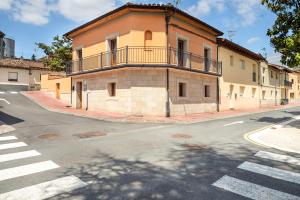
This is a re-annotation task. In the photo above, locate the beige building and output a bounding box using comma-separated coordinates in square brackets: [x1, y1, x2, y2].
[65, 3, 223, 116]
[0, 58, 54, 91]
[217, 38, 264, 110]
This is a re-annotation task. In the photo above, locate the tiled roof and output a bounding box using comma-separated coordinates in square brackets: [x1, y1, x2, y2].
[217, 38, 265, 61]
[64, 3, 223, 37]
[0, 58, 50, 70]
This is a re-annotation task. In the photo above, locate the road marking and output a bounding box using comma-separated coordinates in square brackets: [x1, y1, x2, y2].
[224, 121, 244, 127]
[0, 91, 5, 94]
[0, 136, 17, 141]
[255, 151, 300, 166]
[0, 98, 10, 104]
[0, 175, 87, 200]
[0, 150, 41, 163]
[212, 175, 300, 200]
[9, 91, 18, 94]
[0, 160, 59, 182]
[0, 142, 27, 150]
[238, 161, 300, 185]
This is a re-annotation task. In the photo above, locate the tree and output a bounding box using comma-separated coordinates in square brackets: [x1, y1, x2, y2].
[36, 35, 72, 71]
[31, 54, 36, 61]
[261, 0, 300, 67]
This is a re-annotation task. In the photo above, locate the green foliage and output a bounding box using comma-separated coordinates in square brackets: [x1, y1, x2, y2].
[261, 0, 300, 67]
[36, 35, 72, 71]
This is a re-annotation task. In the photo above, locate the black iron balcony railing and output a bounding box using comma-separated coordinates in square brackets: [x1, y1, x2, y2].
[284, 80, 293, 87]
[66, 46, 222, 75]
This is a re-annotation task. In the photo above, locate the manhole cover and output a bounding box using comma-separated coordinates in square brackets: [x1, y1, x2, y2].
[172, 133, 192, 139]
[74, 131, 107, 138]
[38, 133, 59, 140]
[181, 143, 207, 150]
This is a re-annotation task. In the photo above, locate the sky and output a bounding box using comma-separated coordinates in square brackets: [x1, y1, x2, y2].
[0, 0, 282, 64]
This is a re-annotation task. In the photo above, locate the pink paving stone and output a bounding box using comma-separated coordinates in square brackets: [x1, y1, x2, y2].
[22, 91, 300, 123]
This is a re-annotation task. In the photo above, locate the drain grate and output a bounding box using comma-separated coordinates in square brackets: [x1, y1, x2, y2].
[74, 131, 107, 138]
[172, 133, 192, 139]
[38, 133, 59, 140]
[181, 143, 207, 150]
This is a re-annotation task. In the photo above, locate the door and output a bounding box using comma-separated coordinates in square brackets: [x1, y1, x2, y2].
[204, 48, 211, 71]
[229, 85, 235, 109]
[56, 83, 60, 99]
[178, 39, 184, 67]
[109, 39, 117, 65]
[76, 82, 82, 109]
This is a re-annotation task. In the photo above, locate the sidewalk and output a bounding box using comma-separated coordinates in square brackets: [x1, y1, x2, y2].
[22, 91, 300, 124]
[247, 117, 300, 154]
[0, 121, 15, 134]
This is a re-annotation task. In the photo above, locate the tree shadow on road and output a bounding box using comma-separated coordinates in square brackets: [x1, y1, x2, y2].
[51, 143, 258, 200]
[0, 111, 24, 125]
[250, 116, 292, 124]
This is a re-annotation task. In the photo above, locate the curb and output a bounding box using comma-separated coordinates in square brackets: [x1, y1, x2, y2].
[244, 117, 300, 154]
[21, 92, 300, 125]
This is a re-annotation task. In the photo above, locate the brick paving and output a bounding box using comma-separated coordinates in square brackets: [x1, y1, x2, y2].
[22, 91, 300, 124]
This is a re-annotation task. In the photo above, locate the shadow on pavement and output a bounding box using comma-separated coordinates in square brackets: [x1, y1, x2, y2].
[0, 111, 24, 125]
[282, 111, 300, 116]
[250, 116, 292, 124]
[52, 144, 257, 200]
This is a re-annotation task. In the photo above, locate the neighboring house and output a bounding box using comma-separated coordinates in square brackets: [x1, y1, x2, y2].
[41, 74, 71, 104]
[65, 3, 223, 116]
[217, 38, 264, 111]
[0, 58, 56, 91]
[259, 62, 283, 106]
[287, 70, 300, 103]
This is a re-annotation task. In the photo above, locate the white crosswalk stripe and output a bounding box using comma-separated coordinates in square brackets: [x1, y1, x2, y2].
[212, 151, 300, 199]
[0, 142, 27, 150]
[213, 175, 300, 200]
[238, 161, 300, 185]
[0, 161, 59, 182]
[255, 151, 300, 166]
[0, 175, 87, 200]
[0, 150, 41, 163]
[0, 136, 17, 141]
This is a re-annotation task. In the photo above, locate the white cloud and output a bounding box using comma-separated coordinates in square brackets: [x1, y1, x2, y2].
[247, 36, 260, 44]
[188, 0, 261, 27]
[57, 0, 117, 23]
[12, 0, 53, 25]
[234, 0, 260, 26]
[0, 0, 13, 10]
[187, 0, 225, 16]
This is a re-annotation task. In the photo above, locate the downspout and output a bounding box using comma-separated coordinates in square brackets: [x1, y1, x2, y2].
[258, 61, 262, 108]
[165, 10, 171, 117]
[216, 44, 220, 112]
[70, 76, 72, 106]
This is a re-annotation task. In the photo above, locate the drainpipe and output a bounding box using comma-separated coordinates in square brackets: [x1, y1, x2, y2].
[70, 76, 72, 106]
[216, 44, 220, 112]
[165, 9, 171, 117]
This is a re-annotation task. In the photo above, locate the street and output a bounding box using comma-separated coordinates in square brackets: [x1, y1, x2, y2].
[0, 92, 299, 200]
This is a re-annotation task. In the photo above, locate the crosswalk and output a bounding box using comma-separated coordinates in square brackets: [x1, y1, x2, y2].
[0, 91, 19, 95]
[212, 150, 300, 200]
[0, 135, 87, 200]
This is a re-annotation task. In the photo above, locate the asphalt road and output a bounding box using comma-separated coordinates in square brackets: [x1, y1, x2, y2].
[0, 92, 299, 200]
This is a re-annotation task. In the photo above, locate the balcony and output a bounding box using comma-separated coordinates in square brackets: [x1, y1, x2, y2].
[66, 46, 222, 76]
[284, 80, 293, 87]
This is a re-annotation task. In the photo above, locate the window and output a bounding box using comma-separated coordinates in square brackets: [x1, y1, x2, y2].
[276, 73, 278, 80]
[292, 79, 294, 84]
[8, 72, 18, 82]
[240, 60, 245, 70]
[144, 30, 152, 46]
[263, 77, 265, 84]
[262, 90, 266, 100]
[178, 82, 186, 97]
[239, 86, 245, 97]
[230, 55, 234, 66]
[204, 47, 212, 71]
[252, 88, 256, 98]
[204, 85, 210, 97]
[108, 82, 116, 97]
[263, 68, 265, 74]
[252, 65, 256, 82]
[271, 71, 273, 78]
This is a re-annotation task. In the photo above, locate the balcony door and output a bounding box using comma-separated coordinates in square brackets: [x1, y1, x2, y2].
[77, 49, 83, 71]
[178, 39, 185, 67]
[109, 39, 117, 65]
[204, 48, 211, 71]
